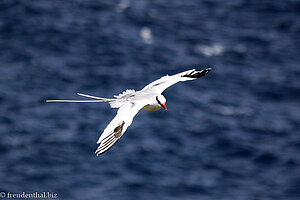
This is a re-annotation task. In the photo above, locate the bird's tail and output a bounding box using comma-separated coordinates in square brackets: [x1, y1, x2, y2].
[46, 93, 115, 103]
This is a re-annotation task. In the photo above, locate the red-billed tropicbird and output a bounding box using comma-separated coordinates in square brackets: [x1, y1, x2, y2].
[47, 68, 211, 155]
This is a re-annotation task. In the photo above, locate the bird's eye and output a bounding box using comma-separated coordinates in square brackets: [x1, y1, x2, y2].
[156, 96, 161, 104]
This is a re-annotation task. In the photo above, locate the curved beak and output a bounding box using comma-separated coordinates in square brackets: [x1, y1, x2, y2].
[160, 103, 167, 110]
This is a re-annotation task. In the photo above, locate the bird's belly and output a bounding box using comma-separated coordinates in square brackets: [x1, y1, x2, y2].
[142, 104, 162, 111]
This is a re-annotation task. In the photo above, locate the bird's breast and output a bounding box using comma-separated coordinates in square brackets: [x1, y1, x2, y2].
[142, 104, 162, 111]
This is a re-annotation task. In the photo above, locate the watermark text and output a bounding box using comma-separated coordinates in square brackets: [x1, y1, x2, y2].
[0, 191, 58, 199]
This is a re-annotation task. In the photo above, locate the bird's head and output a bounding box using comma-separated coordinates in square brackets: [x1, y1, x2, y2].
[156, 95, 167, 110]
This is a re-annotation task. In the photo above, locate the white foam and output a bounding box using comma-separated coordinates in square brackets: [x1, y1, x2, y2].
[116, 0, 129, 13]
[140, 27, 153, 44]
[195, 44, 225, 56]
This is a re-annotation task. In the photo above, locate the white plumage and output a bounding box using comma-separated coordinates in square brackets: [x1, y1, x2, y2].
[46, 68, 211, 155]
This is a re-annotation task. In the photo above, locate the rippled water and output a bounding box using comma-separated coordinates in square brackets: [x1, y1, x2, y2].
[1, 0, 300, 199]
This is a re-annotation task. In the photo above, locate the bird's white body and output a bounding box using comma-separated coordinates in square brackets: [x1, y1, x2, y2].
[46, 68, 211, 155]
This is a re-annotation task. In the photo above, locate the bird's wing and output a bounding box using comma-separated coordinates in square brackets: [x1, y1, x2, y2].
[95, 100, 148, 156]
[141, 68, 211, 94]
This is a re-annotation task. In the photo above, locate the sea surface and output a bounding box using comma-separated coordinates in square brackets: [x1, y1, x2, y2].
[1, 0, 300, 199]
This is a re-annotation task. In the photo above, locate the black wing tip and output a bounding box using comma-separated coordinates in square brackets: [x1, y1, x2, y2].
[201, 67, 212, 75]
[182, 68, 212, 79]
[205, 67, 212, 72]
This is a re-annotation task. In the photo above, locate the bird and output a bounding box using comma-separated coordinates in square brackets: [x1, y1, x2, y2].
[47, 68, 211, 155]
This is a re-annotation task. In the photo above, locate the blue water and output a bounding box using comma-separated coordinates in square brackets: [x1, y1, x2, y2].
[1, 0, 300, 199]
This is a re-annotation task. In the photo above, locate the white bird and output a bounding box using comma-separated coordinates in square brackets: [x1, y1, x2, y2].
[47, 68, 211, 155]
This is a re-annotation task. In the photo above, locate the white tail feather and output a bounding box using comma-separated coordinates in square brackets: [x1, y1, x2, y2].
[46, 92, 117, 103]
[46, 100, 107, 103]
[77, 93, 114, 101]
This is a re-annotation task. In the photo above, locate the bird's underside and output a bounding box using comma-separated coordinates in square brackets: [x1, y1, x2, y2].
[46, 68, 212, 156]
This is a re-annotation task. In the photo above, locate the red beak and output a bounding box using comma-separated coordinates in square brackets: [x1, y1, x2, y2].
[161, 103, 167, 110]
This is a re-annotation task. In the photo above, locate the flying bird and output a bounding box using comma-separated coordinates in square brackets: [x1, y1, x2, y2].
[47, 68, 211, 155]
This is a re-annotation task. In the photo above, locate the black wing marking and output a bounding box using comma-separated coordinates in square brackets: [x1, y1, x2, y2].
[181, 68, 211, 79]
[153, 81, 166, 87]
[114, 121, 125, 139]
[95, 121, 125, 155]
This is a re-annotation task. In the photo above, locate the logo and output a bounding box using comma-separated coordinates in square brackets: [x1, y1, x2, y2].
[0, 192, 6, 198]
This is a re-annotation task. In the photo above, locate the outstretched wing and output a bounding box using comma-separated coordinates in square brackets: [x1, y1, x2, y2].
[141, 68, 211, 94]
[95, 100, 147, 156]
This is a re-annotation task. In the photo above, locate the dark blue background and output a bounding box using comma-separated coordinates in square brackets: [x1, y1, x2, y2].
[1, 0, 300, 199]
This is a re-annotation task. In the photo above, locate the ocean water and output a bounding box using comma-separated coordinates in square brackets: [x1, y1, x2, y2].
[1, 0, 300, 199]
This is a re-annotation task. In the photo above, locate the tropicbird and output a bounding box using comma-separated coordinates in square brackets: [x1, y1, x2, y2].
[47, 68, 211, 155]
